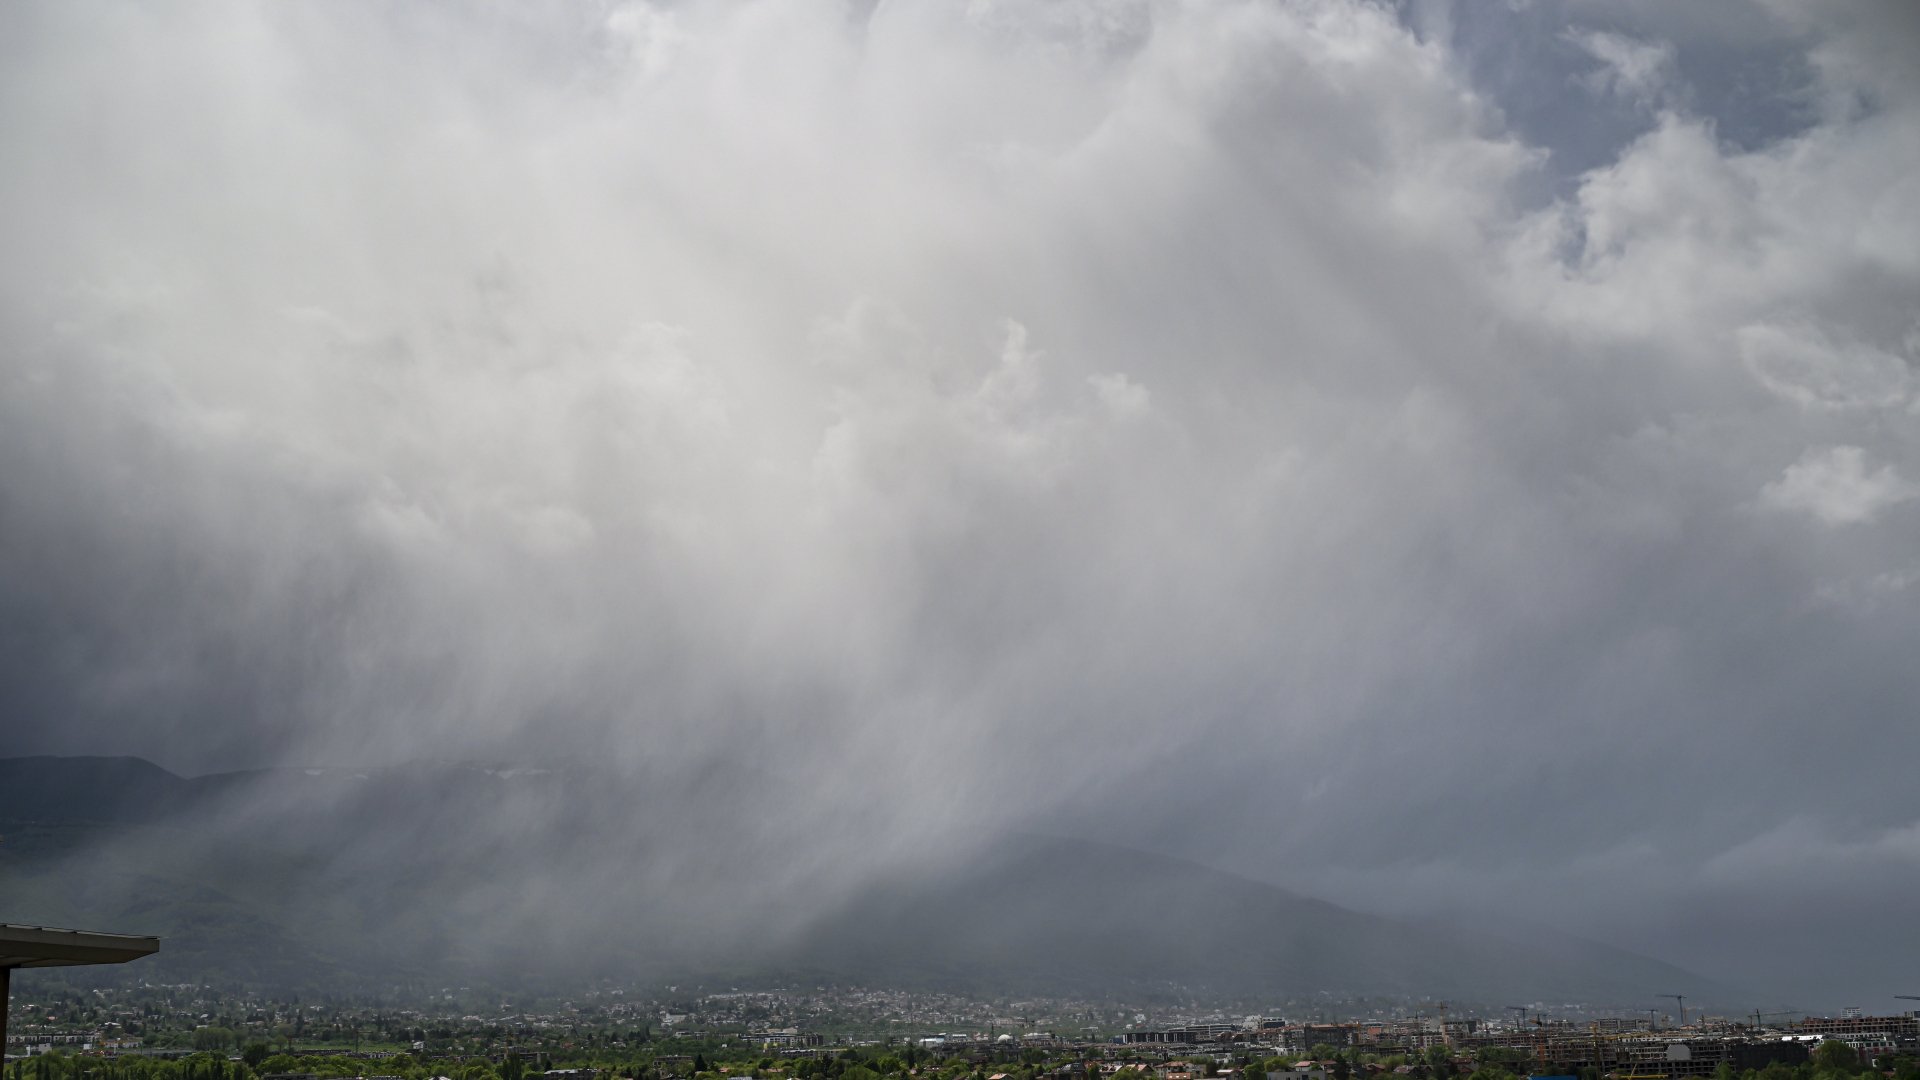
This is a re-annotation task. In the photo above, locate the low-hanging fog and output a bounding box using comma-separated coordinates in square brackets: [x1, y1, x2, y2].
[2, 0, 1917, 1005]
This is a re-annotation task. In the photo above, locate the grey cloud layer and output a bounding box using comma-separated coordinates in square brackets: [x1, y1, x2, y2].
[2, 0, 1915, 1001]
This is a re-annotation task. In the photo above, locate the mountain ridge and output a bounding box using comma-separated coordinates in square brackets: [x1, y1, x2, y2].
[0, 754, 1735, 1008]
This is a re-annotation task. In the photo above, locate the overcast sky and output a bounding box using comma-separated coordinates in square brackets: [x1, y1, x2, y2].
[3, 0, 1917, 1005]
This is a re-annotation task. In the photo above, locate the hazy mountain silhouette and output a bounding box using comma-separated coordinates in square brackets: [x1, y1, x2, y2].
[777, 832, 1728, 1005]
[0, 755, 1730, 1007]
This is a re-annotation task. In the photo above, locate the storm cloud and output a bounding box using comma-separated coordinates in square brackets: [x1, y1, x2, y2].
[2, 0, 1916, 1004]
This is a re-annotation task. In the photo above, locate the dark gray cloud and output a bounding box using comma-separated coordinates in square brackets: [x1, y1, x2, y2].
[2, 0, 1916, 1006]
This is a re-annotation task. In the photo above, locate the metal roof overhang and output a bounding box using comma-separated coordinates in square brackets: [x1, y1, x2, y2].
[0, 924, 159, 969]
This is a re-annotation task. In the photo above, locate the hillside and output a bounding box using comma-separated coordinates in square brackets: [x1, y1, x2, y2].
[0, 755, 1732, 1006]
[779, 833, 1723, 1005]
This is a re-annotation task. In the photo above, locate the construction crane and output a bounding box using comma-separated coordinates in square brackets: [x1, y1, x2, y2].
[1659, 995, 1688, 1028]
[1507, 1006, 1530, 1028]
[1750, 1010, 1795, 1030]
[1417, 1002, 1454, 1047]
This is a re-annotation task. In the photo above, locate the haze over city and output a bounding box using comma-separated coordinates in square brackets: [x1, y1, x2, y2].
[2, 1, 1917, 1009]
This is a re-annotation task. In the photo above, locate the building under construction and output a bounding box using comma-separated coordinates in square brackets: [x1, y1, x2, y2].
[1783, 1013, 1919, 1062]
[1444, 1028, 1812, 1079]
[1791, 1014, 1918, 1040]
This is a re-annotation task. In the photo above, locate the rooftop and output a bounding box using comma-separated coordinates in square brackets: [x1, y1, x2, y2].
[0, 924, 161, 969]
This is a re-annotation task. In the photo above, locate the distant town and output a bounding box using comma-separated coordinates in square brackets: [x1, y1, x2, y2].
[5, 983, 1916, 1080]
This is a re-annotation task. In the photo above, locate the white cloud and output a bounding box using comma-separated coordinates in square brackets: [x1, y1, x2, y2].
[1739, 322, 1913, 411]
[1089, 372, 1151, 420]
[1569, 28, 1679, 107]
[1761, 445, 1917, 526]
